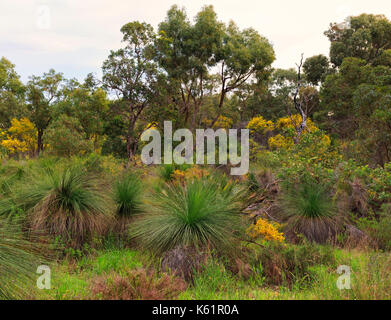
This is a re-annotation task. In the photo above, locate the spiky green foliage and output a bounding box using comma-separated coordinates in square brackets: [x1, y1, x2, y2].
[0, 164, 28, 196]
[247, 172, 260, 192]
[0, 218, 42, 300]
[2, 166, 112, 247]
[130, 176, 247, 255]
[280, 181, 339, 244]
[159, 164, 176, 182]
[113, 174, 142, 217]
[0, 164, 30, 219]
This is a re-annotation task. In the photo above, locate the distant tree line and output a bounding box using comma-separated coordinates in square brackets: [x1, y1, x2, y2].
[1, 7, 391, 167]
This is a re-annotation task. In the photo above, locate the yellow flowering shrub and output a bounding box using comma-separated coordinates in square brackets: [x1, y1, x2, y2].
[185, 167, 209, 180]
[0, 118, 37, 156]
[291, 130, 341, 168]
[147, 122, 158, 130]
[173, 166, 209, 184]
[173, 169, 186, 181]
[268, 134, 294, 150]
[275, 115, 317, 133]
[268, 115, 334, 157]
[246, 116, 274, 133]
[213, 116, 233, 129]
[131, 154, 148, 168]
[203, 116, 233, 129]
[247, 218, 285, 243]
[249, 138, 262, 159]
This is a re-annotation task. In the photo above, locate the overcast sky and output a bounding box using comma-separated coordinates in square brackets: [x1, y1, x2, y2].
[1, 0, 390, 82]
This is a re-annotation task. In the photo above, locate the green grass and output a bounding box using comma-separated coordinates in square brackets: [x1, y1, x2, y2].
[29, 244, 391, 300]
[179, 258, 265, 300]
[37, 249, 144, 300]
[179, 248, 391, 300]
[51, 269, 90, 300]
[80, 250, 143, 275]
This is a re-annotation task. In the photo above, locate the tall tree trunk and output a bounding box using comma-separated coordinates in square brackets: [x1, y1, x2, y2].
[37, 129, 43, 156]
[210, 89, 226, 127]
[126, 118, 138, 163]
[126, 135, 134, 162]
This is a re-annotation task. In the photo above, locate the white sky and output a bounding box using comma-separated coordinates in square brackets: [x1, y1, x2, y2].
[1, 0, 390, 82]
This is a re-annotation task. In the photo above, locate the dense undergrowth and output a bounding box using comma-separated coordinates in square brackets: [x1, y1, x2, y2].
[0, 154, 391, 300]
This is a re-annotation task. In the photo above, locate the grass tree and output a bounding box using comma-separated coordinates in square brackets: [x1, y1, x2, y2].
[3, 166, 112, 248]
[114, 174, 143, 217]
[130, 175, 247, 255]
[112, 173, 143, 235]
[0, 218, 43, 299]
[280, 181, 340, 244]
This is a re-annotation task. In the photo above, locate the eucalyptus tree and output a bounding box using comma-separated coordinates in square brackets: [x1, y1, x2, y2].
[303, 54, 331, 86]
[325, 14, 391, 67]
[26, 69, 64, 155]
[102, 21, 159, 161]
[212, 21, 275, 125]
[155, 5, 275, 129]
[54, 74, 109, 149]
[155, 5, 224, 130]
[321, 57, 391, 166]
[0, 57, 26, 128]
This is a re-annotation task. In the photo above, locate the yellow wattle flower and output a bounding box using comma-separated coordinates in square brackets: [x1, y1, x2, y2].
[247, 218, 285, 243]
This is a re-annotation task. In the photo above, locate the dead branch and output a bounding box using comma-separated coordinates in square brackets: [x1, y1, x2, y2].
[292, 53, 307, 143]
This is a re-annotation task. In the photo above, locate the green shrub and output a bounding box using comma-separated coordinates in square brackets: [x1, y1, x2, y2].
[356, 204, 391, 250]
[43, 115, 93, 157]
[130, 175, 247, 255]
[250, 242, 336, 287]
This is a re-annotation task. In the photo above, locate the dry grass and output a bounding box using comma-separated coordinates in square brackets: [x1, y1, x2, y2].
[90, 268, 187, 300]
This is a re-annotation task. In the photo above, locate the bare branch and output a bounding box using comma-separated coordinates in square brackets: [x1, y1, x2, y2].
[292, 53, 308, 143]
